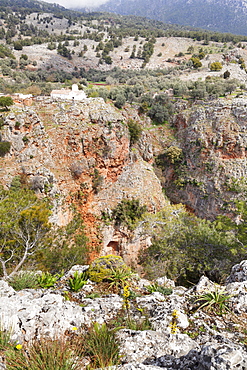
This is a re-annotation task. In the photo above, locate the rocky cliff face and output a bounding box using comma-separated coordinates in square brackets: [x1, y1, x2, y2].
[2, 94, 247, 258]
[0, 97, 168, 263]
[159, 95, 247, 219]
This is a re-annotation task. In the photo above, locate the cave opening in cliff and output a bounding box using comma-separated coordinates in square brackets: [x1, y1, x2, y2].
[107, 241, 120, 254]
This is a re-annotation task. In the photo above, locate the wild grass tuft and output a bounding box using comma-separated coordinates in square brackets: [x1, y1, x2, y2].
[6, 337, 83, 370]
[147, 283, 173, 295]
[0, 323, 13, 352]
[106, 267, 135, 293]
[8, 271, 39, 291]
[84, 322, 120, 369]
[37, 272, 60, 289]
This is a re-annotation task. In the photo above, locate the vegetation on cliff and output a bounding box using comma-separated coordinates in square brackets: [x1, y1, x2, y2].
[139, 204, 247, 284]
[0, 186, 51, 279]
[0, 185, 89, 279]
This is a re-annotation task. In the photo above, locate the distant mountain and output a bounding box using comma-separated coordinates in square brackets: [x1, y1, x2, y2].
[0, 0, 83, 19]
[82, 0, 247, 36]
[0, 0, 65, 13]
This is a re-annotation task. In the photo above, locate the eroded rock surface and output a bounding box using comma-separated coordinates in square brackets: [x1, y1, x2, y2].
[161, 95, 247, 219]
[0, 98, 168, 261]
[1, 262, 247, 369]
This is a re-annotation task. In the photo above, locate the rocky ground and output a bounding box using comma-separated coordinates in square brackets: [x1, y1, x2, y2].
[13, 35, 247, 82]
[6, 11, 247, 82]
[1, 260, 247, 369]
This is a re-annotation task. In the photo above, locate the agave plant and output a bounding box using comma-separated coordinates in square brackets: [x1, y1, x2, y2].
[68, 271, 88, 292]
[194, 286, 231, 315]
[106, 267, 134, 292]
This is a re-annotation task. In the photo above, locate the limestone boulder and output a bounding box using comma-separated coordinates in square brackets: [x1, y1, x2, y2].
[117, 329, 198, 364]
[136, 292, 189, 332]
[226, 260, 247, 283]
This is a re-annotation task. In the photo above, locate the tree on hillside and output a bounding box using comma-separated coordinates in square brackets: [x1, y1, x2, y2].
[216, 200, 247, 251]
[114, 93, 125, 108]
[13, 41, 23, 50]
[0, 187, 51, 279]
[210, 62, 223, 71]
[0, 96, 13, 111]
[37, 210, 89, 274]
[190, 57, 202, 69]
[223, 70, 230, 79]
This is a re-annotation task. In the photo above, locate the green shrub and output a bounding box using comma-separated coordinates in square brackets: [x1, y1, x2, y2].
[13, 41, 23, 50]
[0, 118, 4, 129]
[8, 271, 39, 291]
[22, 136, 29, 144]
[165, 146, 183, 164]
[37, 272, 60, 289]
[114, 93, 126, 108]
[190, 57, 202, 68]
[92, 168, 103, 193]
[139, 204, 239, 285]
[0, 141, 11, 157]
[223, 70, 230, 79]
[148, 103, 170, 124]
[127, 119, 142, 145]
[68, 271, 88, 292]
[10, 176, 21, 190]
[210, 62, 223, 71]
[84, 322, 120, 368]
[0, 96, 13, 110]
[198, 51, 206, 59]
[88, 255, 127, 283]
[35, 213, 89, 274]
[111, 198, 147, 230]
[146, 283, 173, 295]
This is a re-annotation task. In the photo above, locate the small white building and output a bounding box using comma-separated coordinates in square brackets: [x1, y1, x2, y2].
[16, 93, 33, 99]
[51, 84, 86, 101]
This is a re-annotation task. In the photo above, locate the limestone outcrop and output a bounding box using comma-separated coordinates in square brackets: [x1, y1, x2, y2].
[1, 261, 247, 369]
[160, 95, 247, 219]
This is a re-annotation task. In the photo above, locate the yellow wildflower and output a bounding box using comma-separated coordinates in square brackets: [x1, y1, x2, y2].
[15, 344, 22, 350]
[172, 310, 179, 319]
[123, 284, 131, 309]
[123, 284, 130, 298]
[169, 310, 179, 334]
[71, 326, 78, 331]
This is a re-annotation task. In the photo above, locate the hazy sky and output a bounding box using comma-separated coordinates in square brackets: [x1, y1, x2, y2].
[43, 0, 109, 8]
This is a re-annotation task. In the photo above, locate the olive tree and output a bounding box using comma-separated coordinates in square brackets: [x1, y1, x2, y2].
[0, 187, 51, 279]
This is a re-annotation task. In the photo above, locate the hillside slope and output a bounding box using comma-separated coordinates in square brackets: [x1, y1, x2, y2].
[93, 0, 247, 35]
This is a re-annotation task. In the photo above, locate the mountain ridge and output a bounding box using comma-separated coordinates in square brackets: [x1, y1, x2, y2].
[81, 0, 247, 35]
